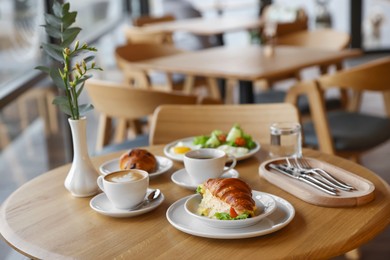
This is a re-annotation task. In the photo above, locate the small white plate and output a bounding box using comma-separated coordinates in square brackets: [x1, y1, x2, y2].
[90, 188, 165, 218]
[166, 193, 295, 239]
[99, 156, 173, 178]
[164, 137, 260, 162]
[184, 191, 277, 229]
[171, 168, 239, 190]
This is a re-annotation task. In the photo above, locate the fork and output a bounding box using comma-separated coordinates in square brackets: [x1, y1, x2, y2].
[291, 157, 355, 191]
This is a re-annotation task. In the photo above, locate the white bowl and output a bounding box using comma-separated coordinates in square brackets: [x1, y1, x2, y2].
[184, 190, 277, 229]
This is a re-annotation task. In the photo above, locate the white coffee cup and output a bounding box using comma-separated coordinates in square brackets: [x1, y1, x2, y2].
[183, 148, 237, 185]
[97, 169, 149, 209]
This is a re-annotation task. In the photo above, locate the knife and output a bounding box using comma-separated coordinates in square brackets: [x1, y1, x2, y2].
[269, 163, 338, 196]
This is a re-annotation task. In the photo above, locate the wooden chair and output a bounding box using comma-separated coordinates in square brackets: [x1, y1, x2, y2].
[149, 103, 300, 146]
[275, 29, 350, 51]
[115, 43, 221, 99]
[260, 6, 308, 39]
[85, 79, 219, 152]
[124, 26, 174, 45]
[255, 29, 352, 114]
[285, 56, 390, 162]
[130, 14, 176, 45]
[133, 14, 175, 27]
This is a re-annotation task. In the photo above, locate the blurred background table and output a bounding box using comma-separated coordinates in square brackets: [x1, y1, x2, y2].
[130, 46, 361, 103]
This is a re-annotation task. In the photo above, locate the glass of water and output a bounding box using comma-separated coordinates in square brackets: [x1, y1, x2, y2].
[269, 122, 302, 158]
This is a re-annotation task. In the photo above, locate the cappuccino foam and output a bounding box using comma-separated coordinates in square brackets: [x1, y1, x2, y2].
[106, 171, 144, 183]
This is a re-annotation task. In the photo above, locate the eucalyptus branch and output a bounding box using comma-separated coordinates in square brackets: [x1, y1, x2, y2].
[35, 0, 102, 120]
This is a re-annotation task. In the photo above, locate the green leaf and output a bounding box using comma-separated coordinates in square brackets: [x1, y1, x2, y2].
[52, 1, 63, 17]
[78, 104, 94, 115]
[76, 82, 85, 98]
[43, 24, 63, 39]
[52, 96, 69, 105]
[49, 69, 66, 89]
[44, 13, 62, 28]
[58, 103, 73, 116]
[41, 43, 63, 61]
[78, 74, 92, 84]
[52, 96, 72, 116]
[63, 12, 77, 29]
[62, 3, 70, 15]
[83, 55, 95, 63]
[61, 27, 81, 47]
[35, 66, 50, 74]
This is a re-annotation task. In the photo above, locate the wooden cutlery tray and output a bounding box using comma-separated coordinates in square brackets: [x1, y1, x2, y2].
[259, 157, 375, 207]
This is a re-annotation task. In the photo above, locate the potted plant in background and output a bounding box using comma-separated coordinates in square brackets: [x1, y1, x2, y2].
[36, 1, 102, 197]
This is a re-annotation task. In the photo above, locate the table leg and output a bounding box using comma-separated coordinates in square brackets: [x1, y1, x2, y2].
[216, 34, 224, 46]
[239, 80, 254, 104]
[217, 78, 226, 100]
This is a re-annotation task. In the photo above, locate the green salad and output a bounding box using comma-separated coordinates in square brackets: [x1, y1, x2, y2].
[193, 124, 256, 150]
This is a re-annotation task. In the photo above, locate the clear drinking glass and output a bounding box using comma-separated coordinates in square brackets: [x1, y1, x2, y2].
[269, 122, 302, 158]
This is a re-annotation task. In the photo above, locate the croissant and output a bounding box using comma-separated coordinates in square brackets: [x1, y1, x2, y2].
[197, 178, 256, 219]
[119, 148, 157, 173]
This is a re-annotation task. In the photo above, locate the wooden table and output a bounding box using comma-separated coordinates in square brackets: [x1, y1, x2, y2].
[1, 145, 389, 259]
[131, 45, 362, 103]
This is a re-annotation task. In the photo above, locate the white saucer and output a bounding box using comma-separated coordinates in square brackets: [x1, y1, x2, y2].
[171, 168, 240, 190]
[90, 188, 165, 218]
[99, 156, 173, 178]
[166, 193, 295, 239]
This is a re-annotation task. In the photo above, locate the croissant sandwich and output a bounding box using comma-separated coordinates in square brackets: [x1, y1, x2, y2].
[196, 178, 257, 220]
[119, 148, 158, 173]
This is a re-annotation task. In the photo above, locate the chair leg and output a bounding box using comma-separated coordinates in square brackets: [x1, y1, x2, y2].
[345, 248, 361, 260]
[183, 75, 195, 94]
[96, 115, 112, 152]
[206, 77, 221, 100]
[0, 115, 11, 149]
[114, 118, 128, 144]
[224, 79, 236, 104]
[383, 91, 390, 117]
[45, 89, 59, 134]
[348, 91, 362, 112]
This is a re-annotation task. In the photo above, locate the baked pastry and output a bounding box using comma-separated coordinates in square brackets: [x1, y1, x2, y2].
[119, 149, 158, 173]
[197, 178, 257, 219]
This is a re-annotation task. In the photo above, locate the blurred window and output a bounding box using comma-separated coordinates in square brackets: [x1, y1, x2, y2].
[0, 0, 45, 91]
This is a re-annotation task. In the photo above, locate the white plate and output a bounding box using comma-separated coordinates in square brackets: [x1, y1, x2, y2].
[90, 188, 165, 218]
[184, 191, 277, 229]
[166, 193, 295, 239]
[99, 156, 173, 178]
[164, 137, 260, 162]
[171, 168, 239, 190]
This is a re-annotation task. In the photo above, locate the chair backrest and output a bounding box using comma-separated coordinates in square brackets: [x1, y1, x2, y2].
[86, 79, 200, 120]
[149, 103, 300, 145]
[85, 79, 204, 151]
[124, 27, 173, 45]
[261, 6, 308, 38]
[115, 43, 183, 64]
[285, 57, 390, 155]
[133, 14, 175, 27]
[275, 29, 350, 50]
[115, 43, 185, 88]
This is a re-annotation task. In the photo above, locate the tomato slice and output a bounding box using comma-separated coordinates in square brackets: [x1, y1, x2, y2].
[217, 134, 227, 143]
[230, 207, 238, 218]
[234, 137, 246, 147]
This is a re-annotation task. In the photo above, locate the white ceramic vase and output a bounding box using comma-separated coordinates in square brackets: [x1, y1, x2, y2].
[64, 116, 99, 197]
